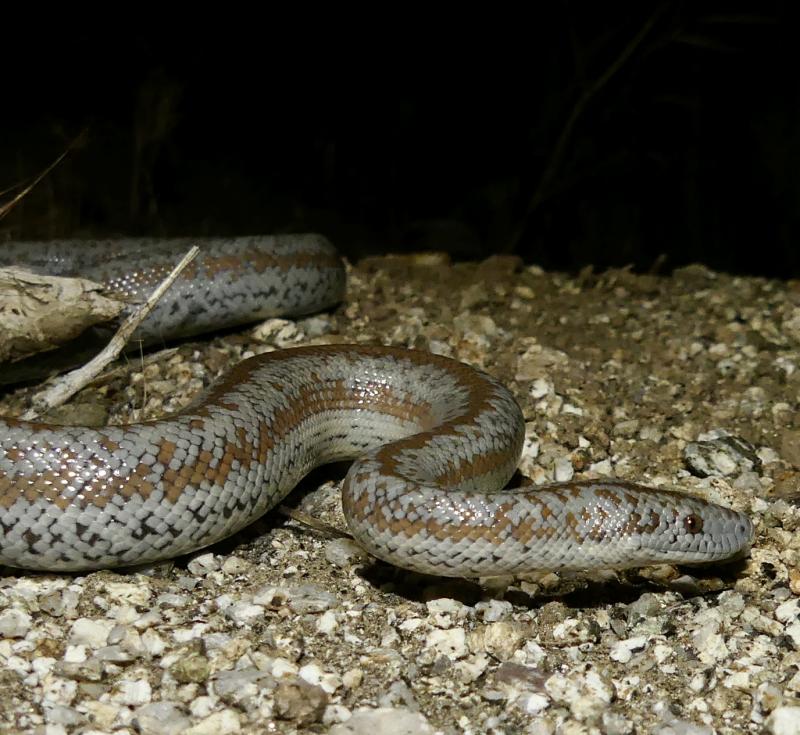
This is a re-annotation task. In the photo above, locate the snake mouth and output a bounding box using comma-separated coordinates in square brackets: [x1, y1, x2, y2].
[675, 547, 752, 570]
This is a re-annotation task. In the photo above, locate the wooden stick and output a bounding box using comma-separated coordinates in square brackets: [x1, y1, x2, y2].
[23, 246, 199, 419]
[0, 130, 87, 221]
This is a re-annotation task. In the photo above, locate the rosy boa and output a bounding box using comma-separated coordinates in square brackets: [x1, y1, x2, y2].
[0, 236, 754, 574]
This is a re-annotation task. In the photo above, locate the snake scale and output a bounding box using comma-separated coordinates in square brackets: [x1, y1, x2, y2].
[0, 235, 754, 574]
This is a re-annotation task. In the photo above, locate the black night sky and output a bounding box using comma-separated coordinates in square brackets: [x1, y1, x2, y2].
[2, 4, 798, 278]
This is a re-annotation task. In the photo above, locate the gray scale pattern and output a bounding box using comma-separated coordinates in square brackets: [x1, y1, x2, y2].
[0, 234, 345, 344]
[0, 237, 755, 575]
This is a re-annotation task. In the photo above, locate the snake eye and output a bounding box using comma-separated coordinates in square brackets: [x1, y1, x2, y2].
[683, 513, 704, 535]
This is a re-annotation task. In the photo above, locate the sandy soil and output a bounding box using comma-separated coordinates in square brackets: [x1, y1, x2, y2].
[0, 253, 796, 734]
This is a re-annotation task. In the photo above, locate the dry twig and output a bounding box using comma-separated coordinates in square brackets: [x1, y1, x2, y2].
[23, 246, 199, 419]
[0, 130, 87, 222]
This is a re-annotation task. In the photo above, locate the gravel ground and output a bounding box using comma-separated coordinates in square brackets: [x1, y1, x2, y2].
[0, 253, 798, 734]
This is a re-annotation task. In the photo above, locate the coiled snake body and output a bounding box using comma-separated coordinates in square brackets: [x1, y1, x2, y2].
[0, 236, 754, 574]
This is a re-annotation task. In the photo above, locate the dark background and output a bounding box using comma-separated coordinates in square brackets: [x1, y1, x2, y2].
[2, 3, 797, 278]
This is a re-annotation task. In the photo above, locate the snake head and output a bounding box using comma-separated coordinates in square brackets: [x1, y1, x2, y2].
[653, 494, 755, 567]
[589, 482, 756, 569]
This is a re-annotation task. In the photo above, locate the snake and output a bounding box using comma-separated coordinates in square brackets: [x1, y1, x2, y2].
[0, 235, 754, 574]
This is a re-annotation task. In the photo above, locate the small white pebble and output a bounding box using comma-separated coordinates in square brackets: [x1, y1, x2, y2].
[188, 696, 217, 718]
[41, 675, 77, 707]
[398, 618, 424, 632]
[82, 700, 125, 730]
[316, 610, 338, 635]
[224, 603, 264, 626]
[425, 628, 468, 660]
[692, 624, 729, 664]
[328, 707, 433, 735]
[425, 598, 469, 617]
[69, 618, 115, 648]
[589, 459, 613, 474]
[522, 692, 550, 714]
[141, 629, 166, 656]
[104, 582, 151, 607]
[299, 663, 325, 686]
[32, 657, 56, 677]
[758, 447, 781, 464]
[553, 457, 574, 482]
[343, 669, 363, 689]
[272, 658, 299, 679]
[63, 645, 87, 663]
[776, 599, 800, 624]
[324, 538, 370, 568]
[323, 704, 352, 725]
[0, 608, 31, 638]
[113, 679, 152, 706]
[529, 378, 553, 399]
[476, 599, 513, 622]
[299, 664, 341, 694]
[609, 636, 648, 663]
[134, 701, 190, 735]
[767, 706, 800, 735]
[454, 653, 490, 683]
[220, 557, 251, 575]
[186, 553, 220, 575]
[183, 709, 241, 735]
[584, 670, 614, 703]
[471, 622, 526, 660]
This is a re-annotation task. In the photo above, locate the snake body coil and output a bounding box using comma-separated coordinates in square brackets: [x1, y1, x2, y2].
[0, 236, 754, 574]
